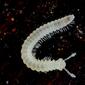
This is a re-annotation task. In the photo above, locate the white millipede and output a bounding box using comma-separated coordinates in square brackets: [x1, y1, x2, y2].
[21, 14, 76, 78]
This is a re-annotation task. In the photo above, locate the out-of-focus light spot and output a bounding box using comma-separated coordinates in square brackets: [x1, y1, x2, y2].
[19, 10, 23, 14]
[60, 36, 63, 39]
[12, 8, 15, 11]
[11, 17, 15, 21]
[6, 15, 15, 23]
[52, 45, 54, 48]
[32, 11, 35, 15]
[6, 80, 9, 85]
[9, 56, 12, 58]
[4, 32, 7, 35]
[79, 66, 82, 69]
[4, 43, 9, 48]
[76, 25, 79, 28]
[77, 9, 80, 12]
[0, 38, 2, 40]
[47, 81, 52, 85]
[6, 8, 9, 12]
[2, 11, 5, 14]
[79, 36, 83, 39]
[4, 3, 8, 7]
[7, 12, 10, 16]
[58, 48, 61, 51]
[57, 47, 64, 51]
[12, 28, 16, 32]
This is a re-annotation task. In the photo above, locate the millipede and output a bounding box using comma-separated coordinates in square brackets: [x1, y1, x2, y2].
[21, 14, 77, 78]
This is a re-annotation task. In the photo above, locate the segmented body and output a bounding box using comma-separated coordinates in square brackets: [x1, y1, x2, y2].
[21, 15, 75, 73]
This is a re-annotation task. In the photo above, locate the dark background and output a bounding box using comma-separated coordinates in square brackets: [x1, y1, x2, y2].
[0, 0, 85, 85]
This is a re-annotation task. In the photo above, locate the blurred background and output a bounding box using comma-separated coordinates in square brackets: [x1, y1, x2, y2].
[0, 0, 85, 85]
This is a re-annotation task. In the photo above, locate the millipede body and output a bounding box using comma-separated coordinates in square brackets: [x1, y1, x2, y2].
[21, 14, 76, 78]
